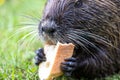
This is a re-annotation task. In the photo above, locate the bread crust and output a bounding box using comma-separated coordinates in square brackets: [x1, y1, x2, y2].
[39, 42, 75, 80]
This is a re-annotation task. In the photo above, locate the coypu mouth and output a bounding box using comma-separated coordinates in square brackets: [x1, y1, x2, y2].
[38, 20, 68, 45]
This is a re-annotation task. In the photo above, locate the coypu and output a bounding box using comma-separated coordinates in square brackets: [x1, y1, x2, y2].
[35, 0, 120, 79]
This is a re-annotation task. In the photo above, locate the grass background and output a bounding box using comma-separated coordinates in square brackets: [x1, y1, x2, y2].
[0, 0, 120, 80]
[0, 0, 45, 79]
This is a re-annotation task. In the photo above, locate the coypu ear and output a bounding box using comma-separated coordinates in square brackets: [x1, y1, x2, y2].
[74, 0, 83, 8]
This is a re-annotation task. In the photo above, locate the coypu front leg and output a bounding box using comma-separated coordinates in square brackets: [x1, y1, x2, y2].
[34, 48, 46, 65]
[61, 51, 115, 79]
[61, 57, 78, 76]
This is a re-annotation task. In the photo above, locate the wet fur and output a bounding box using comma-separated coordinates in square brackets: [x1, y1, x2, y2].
[38, 0, 120, 79]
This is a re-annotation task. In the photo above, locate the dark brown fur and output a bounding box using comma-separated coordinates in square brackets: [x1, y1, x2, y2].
[38, 0, 120, 79]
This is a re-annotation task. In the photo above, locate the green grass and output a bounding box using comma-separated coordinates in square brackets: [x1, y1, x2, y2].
[0, 0, 120, 80]
[0, 0, 45, 79]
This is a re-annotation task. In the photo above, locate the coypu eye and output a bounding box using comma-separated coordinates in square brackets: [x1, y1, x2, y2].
[74, 0, 83, 8]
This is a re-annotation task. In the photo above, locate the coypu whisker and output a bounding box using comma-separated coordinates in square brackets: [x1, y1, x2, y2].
[16, 26, 36, 32]
[17, 23, 38, 26]
[17, 30, 37, 44]
[71, 29, 111, 43]
[21, 15, 40, 22]
[26, 32, 38, 47]
[8, 25, 37, 42]
[66, 34, 92, 54]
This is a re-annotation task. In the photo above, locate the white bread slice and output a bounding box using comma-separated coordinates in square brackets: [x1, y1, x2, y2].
[38, 42, 75, 80]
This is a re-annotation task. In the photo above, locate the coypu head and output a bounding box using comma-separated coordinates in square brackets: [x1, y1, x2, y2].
[39, 0, 120, 51]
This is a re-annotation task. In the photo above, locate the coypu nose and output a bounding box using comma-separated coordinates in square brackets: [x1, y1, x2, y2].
[40, 20, 57, 35]
[41, 26, 56, 34]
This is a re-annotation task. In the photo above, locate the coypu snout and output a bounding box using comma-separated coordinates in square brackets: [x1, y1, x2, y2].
[39, 20, 56, 36]
[38, 19, 63, 44]
[39, 20, 58, 40]
[41, 26, 56, 35]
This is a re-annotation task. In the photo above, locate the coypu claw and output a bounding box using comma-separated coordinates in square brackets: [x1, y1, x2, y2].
[61, 57, 77, 76]
[34, 48, 46, 66]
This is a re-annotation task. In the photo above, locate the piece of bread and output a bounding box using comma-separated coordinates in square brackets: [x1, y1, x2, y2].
[38, 42, 75, 80]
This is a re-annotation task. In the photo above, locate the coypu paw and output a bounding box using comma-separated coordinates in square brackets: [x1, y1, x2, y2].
[61, 57, 77, 76]
[34, 48, 46, 66]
